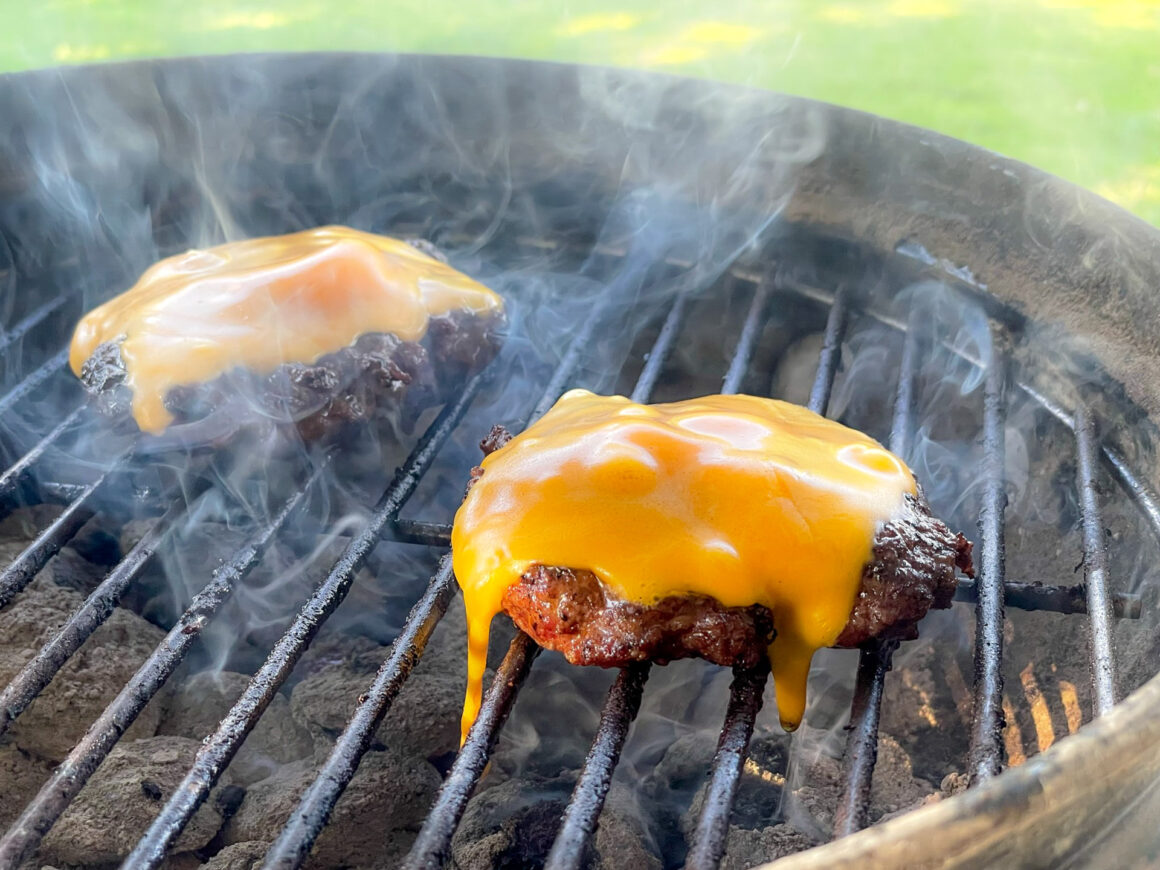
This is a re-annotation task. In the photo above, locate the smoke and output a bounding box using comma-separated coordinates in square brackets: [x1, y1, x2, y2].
[0, 55, 824, 726]
[4, 53, 1160, 867]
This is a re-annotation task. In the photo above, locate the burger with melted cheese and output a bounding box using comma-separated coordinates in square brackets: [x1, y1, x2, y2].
[69, 226, 504, 446]
[452, 390, 973, 738]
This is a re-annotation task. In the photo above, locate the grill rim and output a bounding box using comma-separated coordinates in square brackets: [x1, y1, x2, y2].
[761, 677, 1160, 870]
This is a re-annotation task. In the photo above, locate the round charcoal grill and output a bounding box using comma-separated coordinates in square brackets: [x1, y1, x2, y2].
[1, 54, 1160, 870]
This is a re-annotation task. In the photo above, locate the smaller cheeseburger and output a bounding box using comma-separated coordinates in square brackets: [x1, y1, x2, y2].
[69, 226, 504, 445]
[452, 390, 972, 740]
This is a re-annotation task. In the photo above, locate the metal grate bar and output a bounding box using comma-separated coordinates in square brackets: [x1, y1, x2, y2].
[1101, 447, 1160, 545]
[0, 348, 69, 420]
[0, 466, 114, 609]
[0, 463, 323, 868]
[632, 289, 692, 403]
[0, 291, 75, 359]
[721, 280, 771, 395]
[684, 286, 849, 869]
[405, 634, 541, 870]
[126, 369, 491, 869]
[257, 292, 622, 870]
[831, 639, 899, 838]
[807, 286, 849, 415]
[888, 310, 922, 460]
[967, 346, 1009, 783]
[808, 287, 849, 417]
[1074, 404, 1119, 716]
[833, 308, 923, 838]
[38, 481, 90, 502]
[391, 518, 459, 547]
[684, 663, 769, 870]
[543, 663, 651, 870]
[0, 405, 86, 503]
[954, 578, 1140, 618]
[0, 496, 185, 737]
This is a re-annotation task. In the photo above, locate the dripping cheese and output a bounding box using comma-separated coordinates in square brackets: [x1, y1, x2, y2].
[451, 389, 918, 740]
[69, 226, 503, 434]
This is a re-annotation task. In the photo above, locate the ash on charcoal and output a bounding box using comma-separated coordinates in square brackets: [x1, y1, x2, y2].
[642, 730, 719, 865]
[450, 774, 661, 870]
[655, 727, 932, 865]
[223, 751, 436, 870]
[290, 596, 470, 763]
[867, 735, 938, 818]
[0, 571, 165, 762]
[162, 853, 208, 870]
[157, 671, 314, 786]
[200, 841, 266, 870]
[46, 545, 115, 598]
[289, 642, 388, 757]
[879, 634, 971, 783]
[720, 825, 816, 870]
[380, 595, 471, 759]
[224, 749, 440, 869]
[778, 734, 933, 834]
[0, 504, 64, 539]
[41, 736, 233, 866]
[0, 742, 54, 830]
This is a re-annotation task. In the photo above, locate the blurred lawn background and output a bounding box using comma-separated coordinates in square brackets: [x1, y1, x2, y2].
[2, 0, 1159, 224]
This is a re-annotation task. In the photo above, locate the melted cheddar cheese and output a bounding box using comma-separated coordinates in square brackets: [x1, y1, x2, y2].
[69, 226, 503, 434]
[452, 390, 917, 740]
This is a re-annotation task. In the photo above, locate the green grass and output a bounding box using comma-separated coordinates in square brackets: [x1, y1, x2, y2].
[3, 0, 1160, 224]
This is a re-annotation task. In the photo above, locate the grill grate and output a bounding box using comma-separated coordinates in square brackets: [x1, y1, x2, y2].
[966, 347, 1009, 784]
[0, 256, 1152, 870]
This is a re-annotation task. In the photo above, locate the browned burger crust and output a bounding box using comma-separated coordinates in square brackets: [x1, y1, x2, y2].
[502, 566, 775, 669]
[835, 492, 973, 647]
[473, 425, 974, 669]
